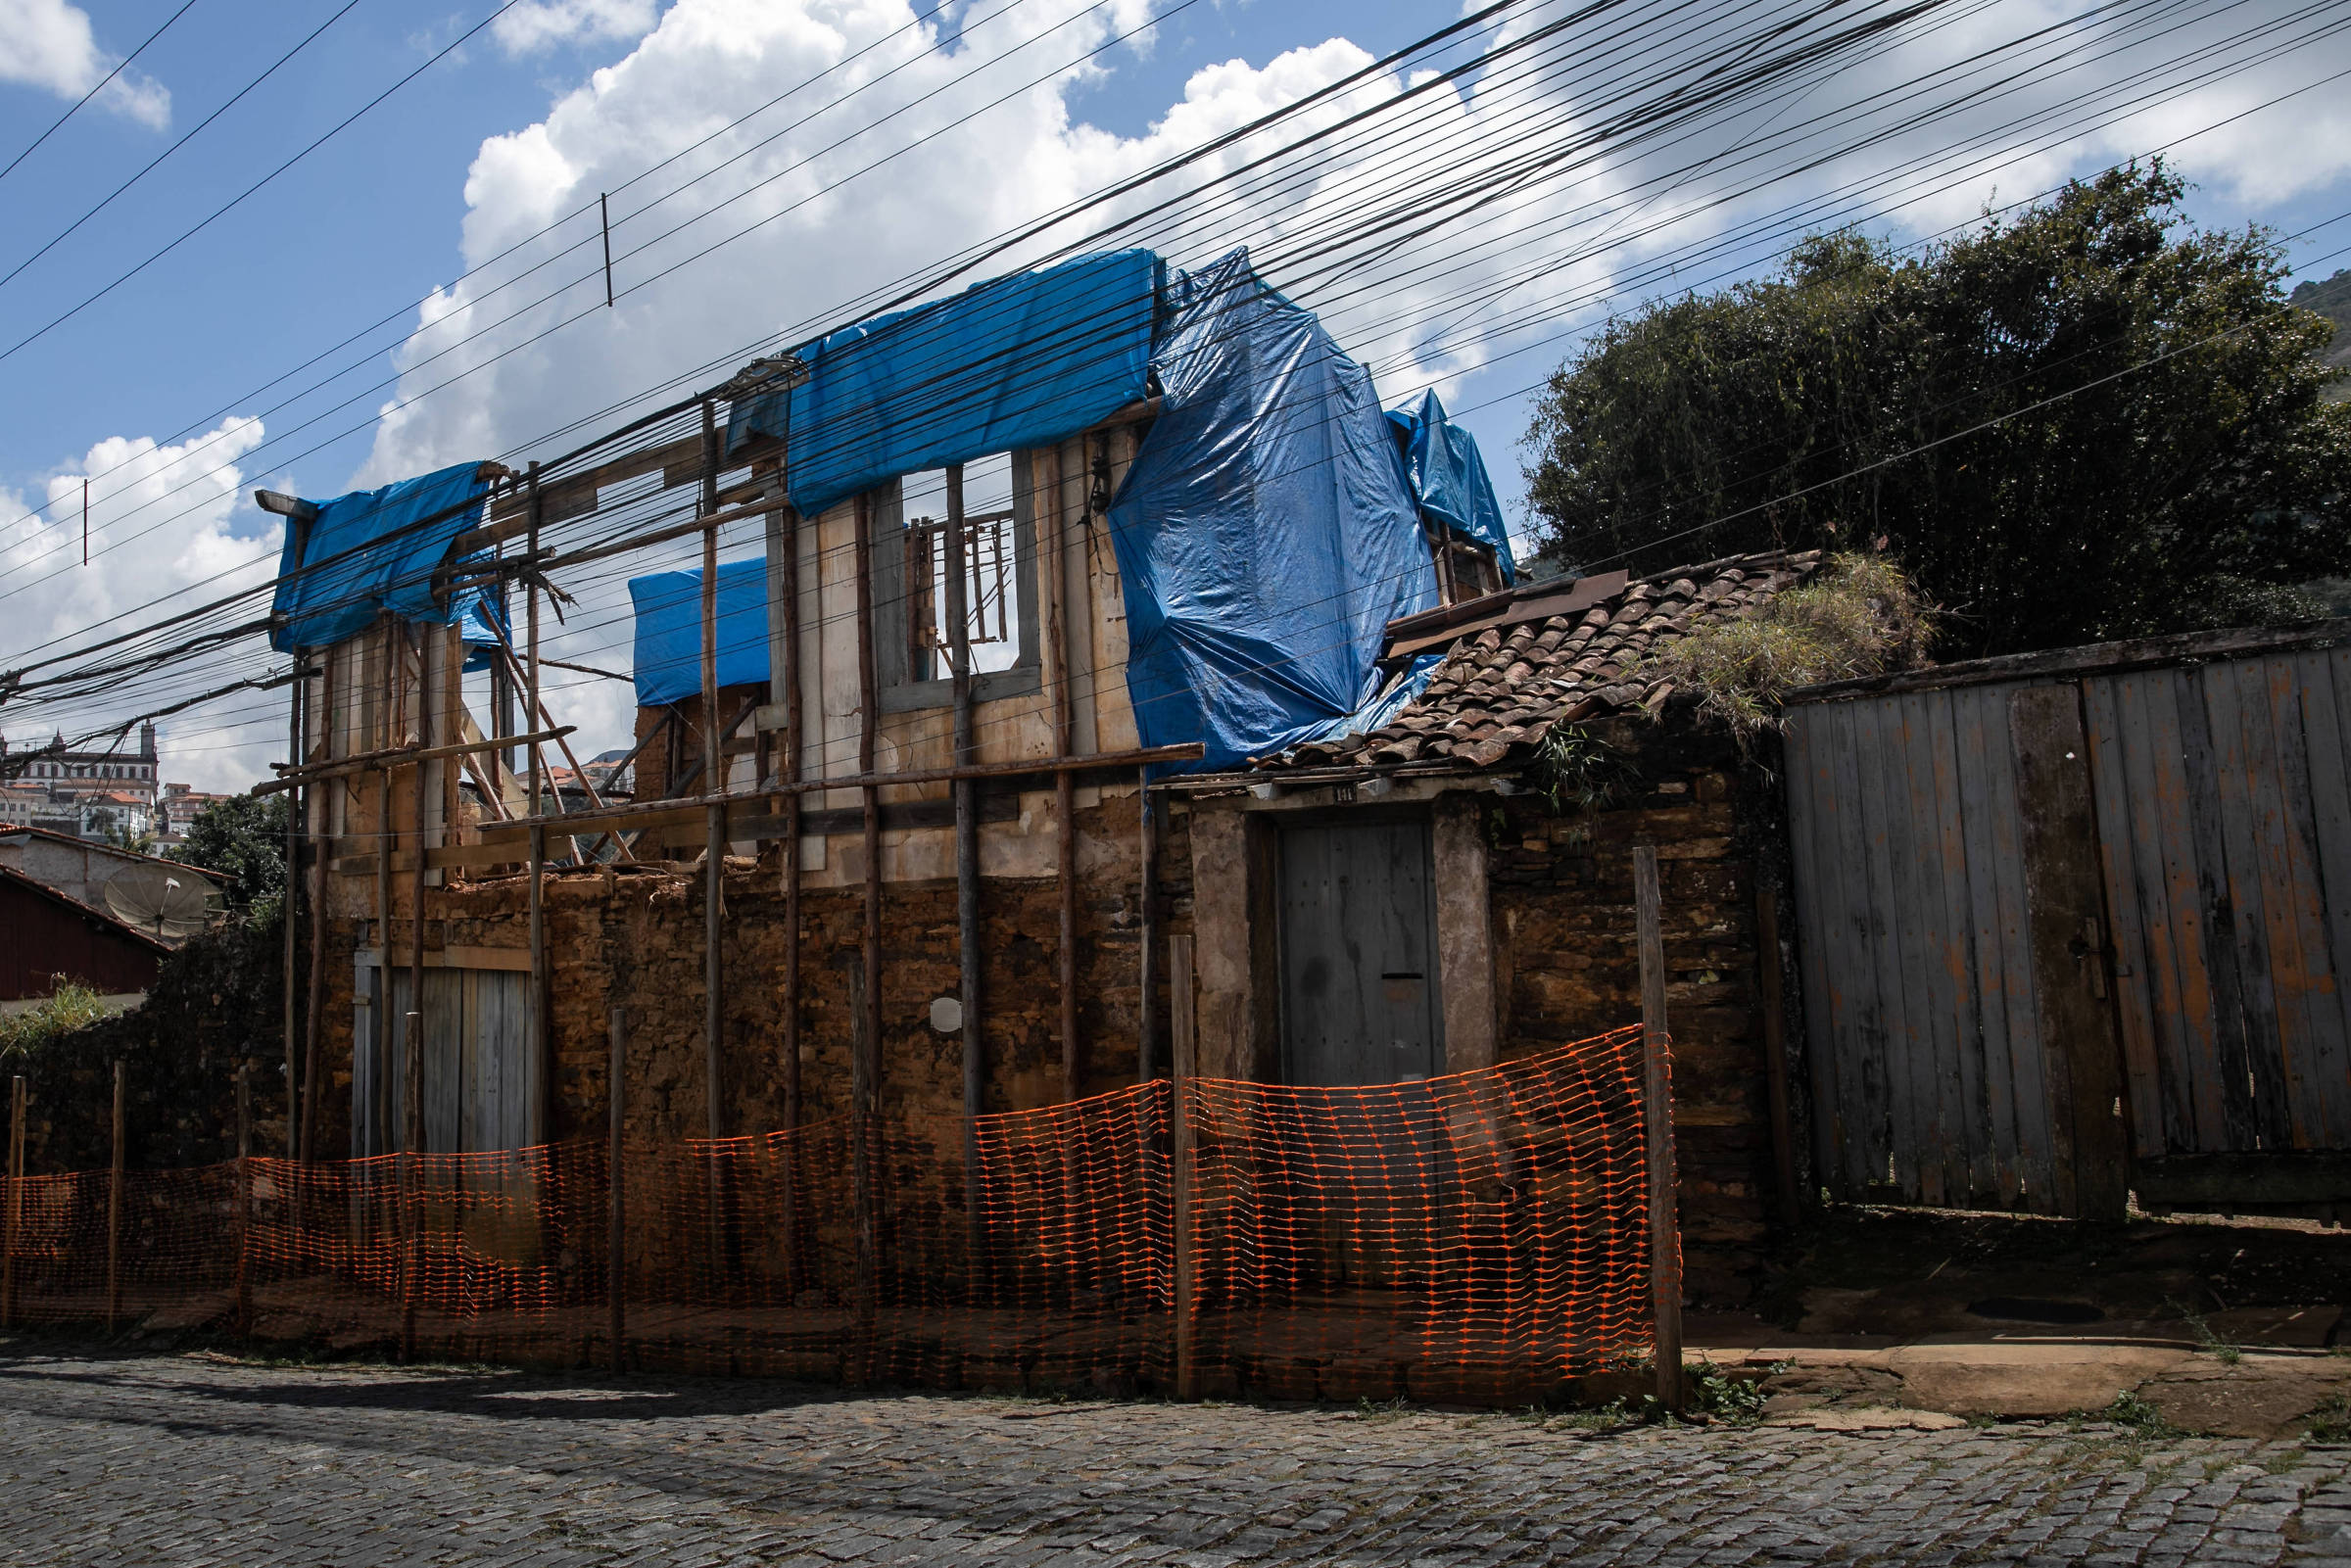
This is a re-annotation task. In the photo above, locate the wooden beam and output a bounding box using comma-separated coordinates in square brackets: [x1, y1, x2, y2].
[107, 1061, 123, 1330]
[1755, 882, 1801, 1224]
[357, 944, 533, 973]
[299, 650, 333, 1158]
[234, 1064, 252, 1333]
[256, 726, 574, 794]
[608, 1005, 627, 1371]
[1788, 616, 2351, 705]
[1382, 570, 1630, 662]
[948, 463, 983, 1141]
[1633, 843, 1684, 1411]
[473, 741, 1206, 843]
[1038, 446, 1080, 1104]
[1138, 771, 1159, 1083]
[3, 1074, 23, 1328]
[1169, 934, 1197, 1401]
[854, 489, 883, 1164]
[699, 398, 726, 1141]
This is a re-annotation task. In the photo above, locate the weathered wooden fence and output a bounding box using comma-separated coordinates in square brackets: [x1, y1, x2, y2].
[1784, 622, 2351, 1219]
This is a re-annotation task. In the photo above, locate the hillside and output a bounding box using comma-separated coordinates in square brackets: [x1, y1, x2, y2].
[2291, 268, 2351, 397]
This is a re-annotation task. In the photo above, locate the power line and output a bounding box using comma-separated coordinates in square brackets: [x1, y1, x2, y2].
[0, 0, 538, 364]
[0, 0, 204, 186]
[4, 0, 2331, 742]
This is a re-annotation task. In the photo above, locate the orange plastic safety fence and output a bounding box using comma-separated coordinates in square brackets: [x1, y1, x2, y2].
[0, 1027, 1655, 1403]
[1180, 1024, 1653, 1404]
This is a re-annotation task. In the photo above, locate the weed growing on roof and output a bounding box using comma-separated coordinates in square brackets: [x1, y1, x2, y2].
[1635, 552, 1934, 739]
[1525, 724, 1638, 822]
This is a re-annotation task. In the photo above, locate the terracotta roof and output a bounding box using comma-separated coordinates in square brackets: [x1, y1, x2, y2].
[1264, 548, 1825, 774]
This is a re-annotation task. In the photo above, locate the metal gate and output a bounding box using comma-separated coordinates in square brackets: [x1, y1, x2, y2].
[1784, 625, 2351, 1218]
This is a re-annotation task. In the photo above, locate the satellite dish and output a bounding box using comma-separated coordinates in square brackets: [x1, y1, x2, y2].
[104, 866, 218, 941]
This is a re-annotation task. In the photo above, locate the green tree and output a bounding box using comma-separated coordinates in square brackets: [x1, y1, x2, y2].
[168, 792, 287, 927]
[1523, 163, 2351, 658]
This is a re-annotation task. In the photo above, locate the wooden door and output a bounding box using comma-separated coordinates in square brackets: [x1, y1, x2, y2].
[353, 965, 539, 1156]
[2082, 652, 2351, 1209]
[1784, 682, 2129, 1216]
[1276, 819, 1444, 1086]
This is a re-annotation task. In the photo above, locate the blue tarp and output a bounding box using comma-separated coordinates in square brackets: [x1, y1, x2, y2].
[1387, 389, 1514, 583]
[1108, 251, 1437, 773]
[268, 461, 505, 653]
[629, 558, 769, 708]
[729, 250, 1159, 519]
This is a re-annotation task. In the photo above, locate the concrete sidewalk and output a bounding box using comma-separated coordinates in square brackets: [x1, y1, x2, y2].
[1687, 1307, 2351, 1435]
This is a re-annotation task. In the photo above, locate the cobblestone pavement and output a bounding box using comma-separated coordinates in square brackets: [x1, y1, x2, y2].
[1, 1348, 2346, 1565]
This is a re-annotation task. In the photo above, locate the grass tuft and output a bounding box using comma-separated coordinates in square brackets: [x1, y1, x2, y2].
[0, 979, 116, 1062]
[1637, 552, 1935, 738]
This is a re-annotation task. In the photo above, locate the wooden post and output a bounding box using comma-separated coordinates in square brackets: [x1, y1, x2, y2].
[946, 464, 984, 1250]
[403, 1007, 421, 1361]
[529, 822, 548, 1143]
[407, 628, 429, 1137]
[1038, 448, 1081, 1103]
[847, 951, 878, 1385]
[234, 1064, 252, 1334]
[108, 1061, 124, 1331]
[1755, 883, 1801, 1223]
[1168, 934, 1197, 1400]
[607, 1005, 626, 1372]
[300, 653, 335, 1159]
[763, 491, 803, 1300]
[699, 399, 726, 1142]
[853, 490, 882, 1155]
[373, 765, 393, 1155]
[2, 1075, 23, 1329]
[282, 644, 306, 1156]
[1137, 778, 1158, 1083]
[526, 462, 543, 822]
[1633, 844, 1684, 1411]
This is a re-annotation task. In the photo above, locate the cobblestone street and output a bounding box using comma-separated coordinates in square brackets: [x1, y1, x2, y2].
[1, 1348, 2345, 1566]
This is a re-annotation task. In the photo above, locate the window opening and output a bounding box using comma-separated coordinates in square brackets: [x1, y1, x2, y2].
[899, 454, 1022, 679]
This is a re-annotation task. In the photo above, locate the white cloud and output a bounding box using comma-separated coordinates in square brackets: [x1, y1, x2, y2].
[328, 0, 2351, 754]
[0, 419, 281, 794]
[494, 0, 664, 54]
[0, 0, 170, 128]
[21, 0, 2351, 778]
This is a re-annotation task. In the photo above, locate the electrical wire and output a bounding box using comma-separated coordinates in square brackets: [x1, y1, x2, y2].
[0, 0, 203, 186]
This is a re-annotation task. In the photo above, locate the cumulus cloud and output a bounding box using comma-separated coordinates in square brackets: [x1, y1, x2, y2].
[326, 0, 2351, 757]
[22, 0, 2348, 774]
[494, 0, 665, 55]
[0, 0, 171, 128]
[0, 419, 281, 793]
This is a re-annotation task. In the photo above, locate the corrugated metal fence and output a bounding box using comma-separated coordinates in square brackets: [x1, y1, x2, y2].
[1784, 624, 2351, 1218]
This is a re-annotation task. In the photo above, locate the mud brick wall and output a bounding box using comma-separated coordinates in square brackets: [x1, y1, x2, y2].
[1483, 712, 1790, 1305]
[312, 793, 1162, 1154]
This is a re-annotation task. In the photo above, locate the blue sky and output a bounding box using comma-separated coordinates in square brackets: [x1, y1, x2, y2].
[5, 0, 2351, 785]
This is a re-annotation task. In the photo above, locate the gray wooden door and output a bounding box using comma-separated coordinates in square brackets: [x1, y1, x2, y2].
[2082, 651, 2351, 1204]
[353, 966, 540, 1156]
[1783, 683, 2130, 1217]
[1277, 819, 1443, 1086]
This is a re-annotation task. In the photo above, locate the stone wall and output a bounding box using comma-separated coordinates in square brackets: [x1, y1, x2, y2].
[308, 708, 1794, 1305]
[1479, 712, 1792, 1305]
[313, 791, 1163, 1155]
